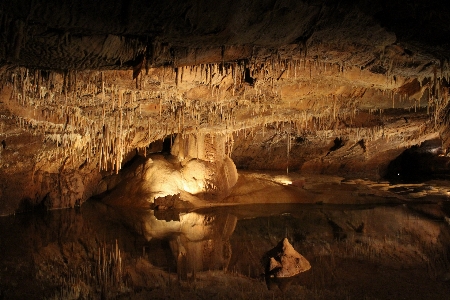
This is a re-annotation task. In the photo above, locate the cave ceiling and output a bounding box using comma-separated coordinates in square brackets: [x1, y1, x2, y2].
[1, 0, 450, 213]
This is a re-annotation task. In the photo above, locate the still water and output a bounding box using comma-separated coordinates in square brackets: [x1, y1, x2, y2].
[1, 199, 450, 299]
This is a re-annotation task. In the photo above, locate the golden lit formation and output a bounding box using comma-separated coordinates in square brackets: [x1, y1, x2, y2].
[1, 1, 450, 298]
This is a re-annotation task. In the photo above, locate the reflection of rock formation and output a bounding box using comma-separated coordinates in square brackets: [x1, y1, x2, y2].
[170, 212, 237, 278]
[97, 202, 238, 278]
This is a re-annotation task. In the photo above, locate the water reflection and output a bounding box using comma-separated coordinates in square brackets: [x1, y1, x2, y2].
[85, 201, 237, 279]
[1, 201, 450, 299]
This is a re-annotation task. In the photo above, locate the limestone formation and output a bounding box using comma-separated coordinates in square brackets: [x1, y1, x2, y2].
[265, 238, 311, 278]
[0, 0, 450, 213]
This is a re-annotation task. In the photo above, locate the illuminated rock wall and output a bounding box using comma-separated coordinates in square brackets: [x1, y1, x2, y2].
[1, 0, 450, 213]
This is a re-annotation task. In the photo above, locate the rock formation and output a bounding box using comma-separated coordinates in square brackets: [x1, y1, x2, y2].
[1, 0, 450, 213]
[264, 238, 311, 278]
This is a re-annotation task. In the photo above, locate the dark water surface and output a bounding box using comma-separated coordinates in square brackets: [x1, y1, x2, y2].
[1, 200, 450, 299]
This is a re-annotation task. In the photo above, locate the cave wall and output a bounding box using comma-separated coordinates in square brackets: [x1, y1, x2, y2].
[0, 0, 450, 214]
[231, 111, 438, 180]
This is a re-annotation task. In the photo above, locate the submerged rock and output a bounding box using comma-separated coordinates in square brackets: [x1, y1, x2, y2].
[265, 238, 311, 278]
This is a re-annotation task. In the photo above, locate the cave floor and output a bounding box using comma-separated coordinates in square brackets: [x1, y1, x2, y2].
[1, 173, 450, 299]
[220, 171, 450, 207]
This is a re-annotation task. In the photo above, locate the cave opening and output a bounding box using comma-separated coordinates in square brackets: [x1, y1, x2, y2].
[162, 134, 174, 154]
[327, 137, 345, 155]
[244, 67, 255, 85]
[384, 139, 449, 183]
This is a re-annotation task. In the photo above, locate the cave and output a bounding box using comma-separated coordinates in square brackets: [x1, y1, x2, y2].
[1, 0, 450, 299]
[385, 138, 450, 183]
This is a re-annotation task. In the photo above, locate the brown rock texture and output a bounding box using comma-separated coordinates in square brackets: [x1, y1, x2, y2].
[0, 0, 450, 213]
[265, 238, 311, 278]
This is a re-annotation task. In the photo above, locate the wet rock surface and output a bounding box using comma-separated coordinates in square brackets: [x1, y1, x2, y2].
[1, 2, 450, 299]
[264, 238, 311, 278]
[0, 1, 450, 212]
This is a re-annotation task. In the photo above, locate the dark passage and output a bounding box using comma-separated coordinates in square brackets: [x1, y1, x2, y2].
[162, 135, 175, 153]
[385, 139, 450, 183]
